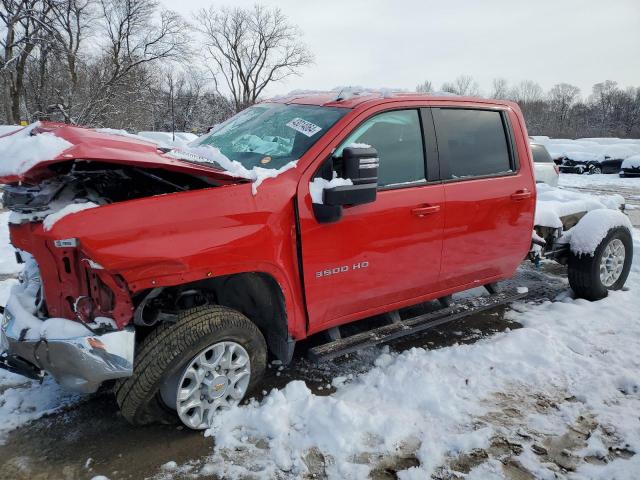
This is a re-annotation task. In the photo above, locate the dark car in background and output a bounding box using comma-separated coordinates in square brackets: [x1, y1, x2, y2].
[556, 156, 623, 175]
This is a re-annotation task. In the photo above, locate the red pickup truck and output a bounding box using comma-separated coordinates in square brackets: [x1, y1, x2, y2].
[0, 93, 633, 429]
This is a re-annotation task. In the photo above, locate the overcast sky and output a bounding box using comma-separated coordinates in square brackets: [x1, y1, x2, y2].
[161, 0, 640, 99]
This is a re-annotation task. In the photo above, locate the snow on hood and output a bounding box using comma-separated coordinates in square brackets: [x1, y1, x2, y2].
[0, 122, 73, 176]
[42, 202, 99, 231]
[180, 144, 298, 194]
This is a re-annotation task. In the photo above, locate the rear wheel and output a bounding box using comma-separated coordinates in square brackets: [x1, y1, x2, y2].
[115, 306, 266, 428]
[588, 164, 602, 175]
[568, 227, 632, 301]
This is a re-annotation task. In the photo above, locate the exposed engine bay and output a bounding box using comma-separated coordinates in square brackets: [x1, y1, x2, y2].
[2, 160, 218, 219]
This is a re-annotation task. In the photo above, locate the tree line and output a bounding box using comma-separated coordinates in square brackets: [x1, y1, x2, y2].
[2, 1, 638, 139]
[0, 0, 312, 132]
[417, 76, 640, 138]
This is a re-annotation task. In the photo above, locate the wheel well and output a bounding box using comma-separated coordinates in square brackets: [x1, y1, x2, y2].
[132, 272, 295, 363]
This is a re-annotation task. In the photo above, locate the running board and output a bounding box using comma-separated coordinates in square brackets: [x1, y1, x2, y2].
[308, 289, 529, 362]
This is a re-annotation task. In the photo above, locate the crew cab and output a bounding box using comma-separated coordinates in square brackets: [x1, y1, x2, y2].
[0, 93, 633, 429]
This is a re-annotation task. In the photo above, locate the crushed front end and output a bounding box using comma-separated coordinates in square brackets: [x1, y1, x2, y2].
[0, 178, 136, 393]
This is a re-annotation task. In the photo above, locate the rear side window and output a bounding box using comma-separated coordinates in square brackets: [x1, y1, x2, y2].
[531, 144, 553, 163]
[336, 110, 425, 187]
[435, 109, 512, 179]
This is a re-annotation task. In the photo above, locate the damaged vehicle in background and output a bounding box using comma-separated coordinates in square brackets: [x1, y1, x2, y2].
[0, 93, 634, 430]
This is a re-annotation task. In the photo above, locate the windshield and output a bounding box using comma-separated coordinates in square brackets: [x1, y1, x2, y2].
[193, 103, 348, 170]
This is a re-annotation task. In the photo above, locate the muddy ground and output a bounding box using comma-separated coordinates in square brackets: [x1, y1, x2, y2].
[1, 178, 638, 480]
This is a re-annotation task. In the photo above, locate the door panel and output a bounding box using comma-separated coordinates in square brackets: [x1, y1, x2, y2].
[433, 108, 535, 289]
[301, 184, 445, 331]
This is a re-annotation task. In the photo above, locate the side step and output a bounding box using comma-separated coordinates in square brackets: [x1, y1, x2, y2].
[308, 289, 529, 362]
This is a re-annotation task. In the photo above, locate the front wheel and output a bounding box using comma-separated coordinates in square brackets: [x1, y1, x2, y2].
[115, 306, 267, 428]
[568, 227, 633, 301]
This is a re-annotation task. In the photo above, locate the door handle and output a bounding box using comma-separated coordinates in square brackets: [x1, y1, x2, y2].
[510, 189, 532, 201]
[411, 205, 440, 217]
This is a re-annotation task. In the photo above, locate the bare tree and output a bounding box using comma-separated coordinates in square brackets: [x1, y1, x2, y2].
[197, 5, 313, 112]
[0, 0, 53, 123]
[46, 0, 95, 122]
[441, 74, 480, 96]
[491, 78, 509, 99]
[415, 79, 432, 93]
[510, 80, 544, 104]
[548, 83, 580, 127]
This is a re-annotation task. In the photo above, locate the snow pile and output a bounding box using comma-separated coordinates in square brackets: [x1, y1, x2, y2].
[563, 208, 632, 256]
[201, 230, 640, 478]
[0, 122, 72, 176]
[4, 264, 92, 341]
[0, 125, 22, 136]
[182, 145, 298, 194]
[0, 279, 79, 443]
[0, 212, 21, 275]
[535, 183, 624, 228]
[309, 175, 353, 204]
[42, 202, 99, 231]
[622, 154, 640, 170]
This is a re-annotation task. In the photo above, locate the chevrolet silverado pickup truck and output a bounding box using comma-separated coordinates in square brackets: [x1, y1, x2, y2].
[0, 93, 633, 429]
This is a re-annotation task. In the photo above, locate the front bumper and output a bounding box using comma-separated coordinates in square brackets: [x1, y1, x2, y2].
[1, 284, 134, 393]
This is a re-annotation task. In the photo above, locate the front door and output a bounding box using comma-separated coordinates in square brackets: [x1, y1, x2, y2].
[297, 108, 445, 333]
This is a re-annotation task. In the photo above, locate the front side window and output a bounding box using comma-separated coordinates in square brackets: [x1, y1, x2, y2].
[335, 110, 425, 187]
[193, 103, 348, 170]
[436, 109, 512, 179]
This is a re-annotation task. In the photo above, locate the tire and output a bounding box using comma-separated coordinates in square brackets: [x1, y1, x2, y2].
[568, 227, 633, 301]
[588, 165, 602, 175]
[115, 305, 267, 427]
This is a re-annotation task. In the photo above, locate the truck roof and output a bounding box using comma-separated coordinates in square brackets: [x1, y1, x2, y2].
[270, 91, 518, 110]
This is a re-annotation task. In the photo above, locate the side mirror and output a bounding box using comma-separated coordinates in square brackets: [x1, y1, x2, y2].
[323, 146, 378, 206]
[312, 146, 379, 224]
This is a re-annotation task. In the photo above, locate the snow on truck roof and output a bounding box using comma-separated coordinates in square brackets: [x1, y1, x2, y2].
[268, 89, 516, 109]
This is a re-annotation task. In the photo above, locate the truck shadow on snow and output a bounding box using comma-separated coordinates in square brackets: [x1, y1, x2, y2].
[0, 263, 567, 480]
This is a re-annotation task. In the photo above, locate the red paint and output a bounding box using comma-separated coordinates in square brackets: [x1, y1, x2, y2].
[5, 95, 535, 339]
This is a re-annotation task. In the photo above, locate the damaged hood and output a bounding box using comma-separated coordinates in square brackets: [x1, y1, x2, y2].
[0, 122, 244, 184]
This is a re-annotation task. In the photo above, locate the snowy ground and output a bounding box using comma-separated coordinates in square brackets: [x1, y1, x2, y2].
[0, 174, 639, 479]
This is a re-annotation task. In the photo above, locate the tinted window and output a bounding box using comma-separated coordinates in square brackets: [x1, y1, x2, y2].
[531, 144, 553, 163]
[436, 109, 512, 179]
[337, 110, 425, 187]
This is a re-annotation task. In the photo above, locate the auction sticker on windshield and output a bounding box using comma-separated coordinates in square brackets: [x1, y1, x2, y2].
[286, 118, 322, 137]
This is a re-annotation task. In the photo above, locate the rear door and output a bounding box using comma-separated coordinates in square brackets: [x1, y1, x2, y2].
[432, 107, 535, 289]
[297, 107, 445, 333]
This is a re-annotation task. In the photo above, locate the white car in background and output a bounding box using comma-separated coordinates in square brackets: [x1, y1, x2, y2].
[531, 143, 559, 186]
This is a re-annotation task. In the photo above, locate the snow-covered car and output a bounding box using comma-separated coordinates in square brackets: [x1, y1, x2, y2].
[556, 153, 620, 175]
[620, 154, 640, 177]
[531, 143, 559, 186]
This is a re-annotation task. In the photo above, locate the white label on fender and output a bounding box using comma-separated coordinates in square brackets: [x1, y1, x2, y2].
[286, 118, 322, 137]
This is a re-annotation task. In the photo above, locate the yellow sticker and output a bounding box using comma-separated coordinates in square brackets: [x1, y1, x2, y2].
[260, 156, 272, 165]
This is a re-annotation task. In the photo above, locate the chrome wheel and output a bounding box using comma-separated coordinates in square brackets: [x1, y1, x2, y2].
[599, 238, 625, 287]
[161, 341, 251, 429]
